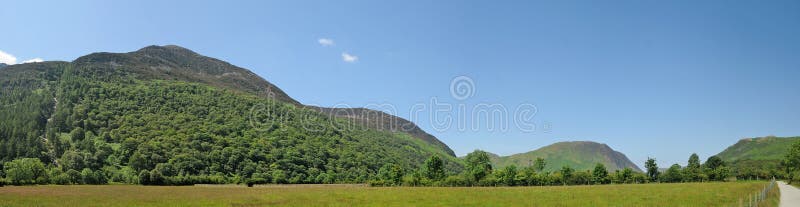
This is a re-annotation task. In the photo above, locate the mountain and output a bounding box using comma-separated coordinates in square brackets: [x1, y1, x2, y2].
[489, 141, 641, 172]
[70, 45, 455, 156]
[0, 63, 7, 69]
[716, 136, 800, 162]
[0, 45, 460, 184]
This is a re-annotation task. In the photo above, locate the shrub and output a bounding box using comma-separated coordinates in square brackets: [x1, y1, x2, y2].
[3, 158, 47, 185]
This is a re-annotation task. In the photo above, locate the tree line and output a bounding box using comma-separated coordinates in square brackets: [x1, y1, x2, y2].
[369, 150, 733, 187]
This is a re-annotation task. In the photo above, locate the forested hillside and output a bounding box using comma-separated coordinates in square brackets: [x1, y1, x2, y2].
[0, 46, 460, 185]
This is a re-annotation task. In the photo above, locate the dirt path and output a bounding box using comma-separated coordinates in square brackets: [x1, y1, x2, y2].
[778, 181, 800, 207]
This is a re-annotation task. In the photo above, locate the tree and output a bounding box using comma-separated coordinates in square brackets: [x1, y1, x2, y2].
[423, 156, 445, 181]
[592, 163, 609, 184]
[80, 168, 95, 184]
[688, 153, 701, 169]
[560, 166, 574, 185]
[3, 158, 47, 185]
[662, 164, 683, 183]
[70, 127, 86, 142]
[377, 163, 404, 186]
[534, 157, 546, 172]
[621, 168, 633, 183]
[500, 165, 518, 186]
[138, 170, 150, 185]
[684, 153, 703, 182]
[704, 156, 727, 181]
[704, 156, 724, 170]
[645, 157, 659, 182]
[464, 150, 493, 183]
[785, 140, 800, 183]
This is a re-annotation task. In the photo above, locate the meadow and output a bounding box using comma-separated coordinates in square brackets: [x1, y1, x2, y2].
[0, 182, 778, 207]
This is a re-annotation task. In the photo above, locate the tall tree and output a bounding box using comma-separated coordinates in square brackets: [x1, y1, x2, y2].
[785, 140, 800, 183]
[645, 157, 659, 182]
[560, 166, 574, 185]
[592, 163, 609, 184]
[704, 156, 725, 170]
[423, 156, 445, 181]
[500, 165, 518, 186]
[464, 150, 493, 183]
[662, 164, 683, 183]
[684, 153, 703, 182]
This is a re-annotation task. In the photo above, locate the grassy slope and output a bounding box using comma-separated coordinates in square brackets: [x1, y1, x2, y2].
[716, 136, 800, 161]
[0, 182, 774, 207]
[490, 141, 641, 172]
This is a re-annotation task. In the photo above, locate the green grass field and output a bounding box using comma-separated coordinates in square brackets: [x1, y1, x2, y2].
[0, 182, 776, 207]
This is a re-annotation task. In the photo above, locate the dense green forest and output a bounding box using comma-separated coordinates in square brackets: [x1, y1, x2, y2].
[0, 47, 460, 185]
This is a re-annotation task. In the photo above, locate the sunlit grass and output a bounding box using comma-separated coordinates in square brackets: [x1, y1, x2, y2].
[0, 182, 775, 207]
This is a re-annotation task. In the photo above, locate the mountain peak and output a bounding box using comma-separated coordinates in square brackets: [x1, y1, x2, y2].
[134, 45, 199, 57]
[71, 45, 300, 105]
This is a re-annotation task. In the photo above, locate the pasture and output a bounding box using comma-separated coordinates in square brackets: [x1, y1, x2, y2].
[0, 182, 777, 206]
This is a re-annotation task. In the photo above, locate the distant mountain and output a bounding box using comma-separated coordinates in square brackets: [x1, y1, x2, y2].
[489, 141, 641, 172]
[716, 136, 800, 162]
[0, 63, 7, 69]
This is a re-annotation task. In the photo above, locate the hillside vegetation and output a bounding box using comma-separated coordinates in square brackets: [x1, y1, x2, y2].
[0, 46, 460, 185]
[715, 136, 800, 179]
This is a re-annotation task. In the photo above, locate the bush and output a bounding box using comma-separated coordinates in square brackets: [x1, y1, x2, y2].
[138, 170, 150, 185]
[66, 169, 81, 184]
[442, 175, 467, 187]
[3, 158, 47, 185]
[47, 168, 70, 185]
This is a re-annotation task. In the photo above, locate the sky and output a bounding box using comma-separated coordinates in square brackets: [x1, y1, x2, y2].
[2, 0, 799, 167]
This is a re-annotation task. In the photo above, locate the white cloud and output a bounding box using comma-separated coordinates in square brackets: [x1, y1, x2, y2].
[22, 58, 44, 64]
[342, 52, 358, 63]
[318, 38, 335, 46]
[0, 50, 17, 65]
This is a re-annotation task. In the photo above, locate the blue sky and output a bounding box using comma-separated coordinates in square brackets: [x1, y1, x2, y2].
[2, 0, 799, 167]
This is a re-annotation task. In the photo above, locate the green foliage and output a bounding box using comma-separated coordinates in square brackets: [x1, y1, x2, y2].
[422, 156, 445, 181]
[464, 150, 493, 184]
[785, 140, 800, 183]
[498, 165, 518, 186]
[661, 164, 683, 183]
[0, 47, 465, 185]
[592, 163, 609, 184]
[560, 166, 574, 185]
[375, 163, 404, 186]
[3, 158, 47, 185]
[645, 157, 659, 182]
